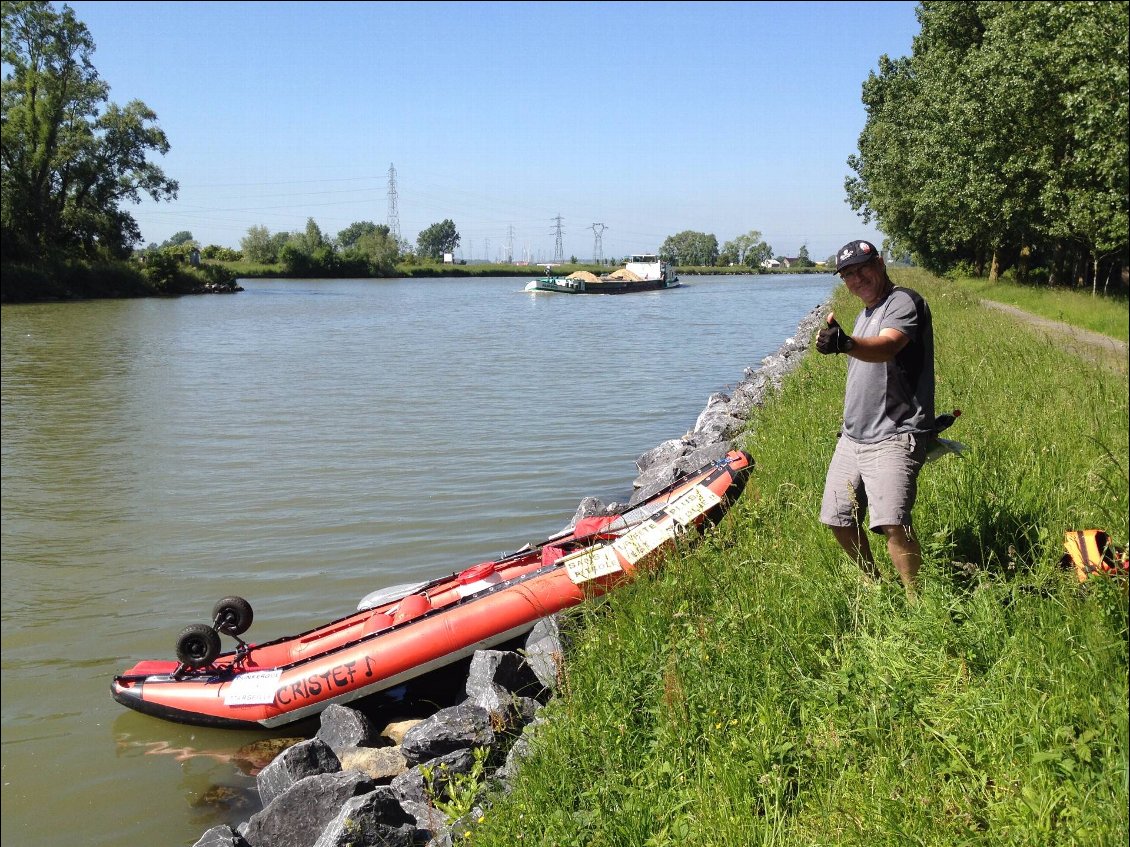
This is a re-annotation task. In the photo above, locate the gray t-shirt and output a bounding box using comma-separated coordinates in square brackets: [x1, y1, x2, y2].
[842, 286, 935, 443]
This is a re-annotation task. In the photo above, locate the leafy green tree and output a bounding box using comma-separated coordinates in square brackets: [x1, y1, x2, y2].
[278, 242, 312, 276]
[153, 230, 199, 259]
[240, 225, 276, 264]
[846, 1, 1127, 288]
[416, 219, 460, 260]
[299, 217, 326, 253]
[269, 231, 290, 259]
[721, 230, 774, 268]
[336, 221, 397, 274]
[1005, 1, 1128, 291]
[337, 221, 381, 250]
[796, 244, 812, 268]
[163, 231, 194, 247]
[744, 240, 773, 269]
[1, 1, 178, 261]
[659, 230, 719, 266]
[200, 244, 240, 261]
[352, 226, 398, 275]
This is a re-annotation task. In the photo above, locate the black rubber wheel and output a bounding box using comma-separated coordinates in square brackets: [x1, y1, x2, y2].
[212, 596, 253, 636]
[176, 623, 221, 667]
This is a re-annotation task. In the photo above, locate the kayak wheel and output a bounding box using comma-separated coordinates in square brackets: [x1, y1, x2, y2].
[212, 596, 253, 636]
[176, 623, 221, 667]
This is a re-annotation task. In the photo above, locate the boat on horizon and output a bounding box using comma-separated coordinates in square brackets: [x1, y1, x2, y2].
[111, 451, 752, 729]
[525, 253, 680, 294]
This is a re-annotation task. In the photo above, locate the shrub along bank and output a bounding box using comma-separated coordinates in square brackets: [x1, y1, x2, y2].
[0, 255, 240, 302]
[467, 269, 1129, 846]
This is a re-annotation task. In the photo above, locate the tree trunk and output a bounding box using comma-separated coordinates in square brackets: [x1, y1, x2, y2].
[1048, 242, 1064, 287]
[989, 249, 1001, 282]
[1017, 245, 1031, 285]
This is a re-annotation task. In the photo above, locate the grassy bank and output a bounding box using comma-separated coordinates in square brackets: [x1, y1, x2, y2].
[466, 270, 1129, 845]
[951, 275, 1129, 342]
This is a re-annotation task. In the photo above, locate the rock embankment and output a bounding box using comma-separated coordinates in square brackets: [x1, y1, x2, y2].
[190, 304, 827, 847]
[193, 618, 564, 847]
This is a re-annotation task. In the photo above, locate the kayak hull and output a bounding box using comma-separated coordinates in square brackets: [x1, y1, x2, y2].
[111, 451, 753, 728]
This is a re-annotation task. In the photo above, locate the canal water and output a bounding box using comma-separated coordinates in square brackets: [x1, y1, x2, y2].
[1, 273, 835, 846]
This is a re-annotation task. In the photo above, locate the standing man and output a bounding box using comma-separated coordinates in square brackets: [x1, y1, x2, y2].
[816, 240, 935, 594]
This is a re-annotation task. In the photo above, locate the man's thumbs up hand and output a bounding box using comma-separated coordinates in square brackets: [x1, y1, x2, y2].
[816, 312, 854, 355]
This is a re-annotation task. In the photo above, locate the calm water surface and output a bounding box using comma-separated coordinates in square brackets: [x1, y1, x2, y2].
[1, 274, 834, 846]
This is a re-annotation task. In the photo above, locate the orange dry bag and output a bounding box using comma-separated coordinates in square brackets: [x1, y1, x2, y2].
[1061, 530, 1129, 582]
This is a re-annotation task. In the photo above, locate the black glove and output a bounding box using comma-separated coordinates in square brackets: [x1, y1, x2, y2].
[816, 318, 854, 354]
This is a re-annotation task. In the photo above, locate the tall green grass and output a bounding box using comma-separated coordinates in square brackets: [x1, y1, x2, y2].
[468, 270, 1128, 846]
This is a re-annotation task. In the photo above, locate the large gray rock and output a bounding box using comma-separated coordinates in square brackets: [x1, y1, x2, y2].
[398, 798, 450, 839]
[729, 375, 769, 417]
[691, 392, 745, 444]
[192, 825, 249, 847]
[635, 438, 690, 473]
[315, 704, 374, 754]
[256, 737, 341, 807]
[465, 649, 544, 714]
[628, 463, 681, 506]
[311, 787, 416, 847]
[523, 616, 564, 691]
[400, 703, 494, 766]
[563, 495, 625, 535]
[570, 496, 614, 523]
[242, 771, 374, 847]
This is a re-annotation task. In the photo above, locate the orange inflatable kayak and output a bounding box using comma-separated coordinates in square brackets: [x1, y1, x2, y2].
[111, 451, 753, 728]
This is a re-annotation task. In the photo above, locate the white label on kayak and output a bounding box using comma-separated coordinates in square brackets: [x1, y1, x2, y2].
[563, 546, 623, 584]
[456, 574, 503, 598]
[666, 484, 722, 526]
[612, 519, 671, 564]
[224, 669, 283, 706]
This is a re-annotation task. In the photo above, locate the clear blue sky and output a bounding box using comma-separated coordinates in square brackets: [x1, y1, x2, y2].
[62, 0, 921, 263]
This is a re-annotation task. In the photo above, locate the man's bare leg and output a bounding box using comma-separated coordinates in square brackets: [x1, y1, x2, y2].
[881, 524, 922, 597]
[830, 524, 881, 582]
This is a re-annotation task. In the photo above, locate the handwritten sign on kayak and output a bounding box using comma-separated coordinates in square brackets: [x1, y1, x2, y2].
[223, 669, 283, 706]
[665, 484, 722, 526]
[612, 519, 671, 564]
[562, 545, 623, 584]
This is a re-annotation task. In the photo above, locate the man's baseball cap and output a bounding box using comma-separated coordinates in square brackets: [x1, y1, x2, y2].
[835, 240, 880, 274]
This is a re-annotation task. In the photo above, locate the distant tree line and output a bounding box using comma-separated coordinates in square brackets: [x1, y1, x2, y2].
[657, 229, 823, 271]
[238, 218, 400, 277]
[847, 1, 1128, 293]
[233, 216, 464, 276]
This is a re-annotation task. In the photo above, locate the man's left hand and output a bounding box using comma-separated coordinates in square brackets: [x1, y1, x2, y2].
[817, 313, 854, 354]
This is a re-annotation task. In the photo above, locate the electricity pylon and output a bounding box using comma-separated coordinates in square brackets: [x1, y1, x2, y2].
[588, 223, 607, 264]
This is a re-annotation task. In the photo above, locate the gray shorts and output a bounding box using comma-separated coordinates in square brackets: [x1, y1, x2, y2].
[820, 432, 927, 533]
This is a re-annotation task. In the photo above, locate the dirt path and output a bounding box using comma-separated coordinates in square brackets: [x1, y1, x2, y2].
[981, 299, 1128, 370]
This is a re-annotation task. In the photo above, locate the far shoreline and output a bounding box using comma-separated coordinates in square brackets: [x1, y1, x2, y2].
[0, 261, 831, 304]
